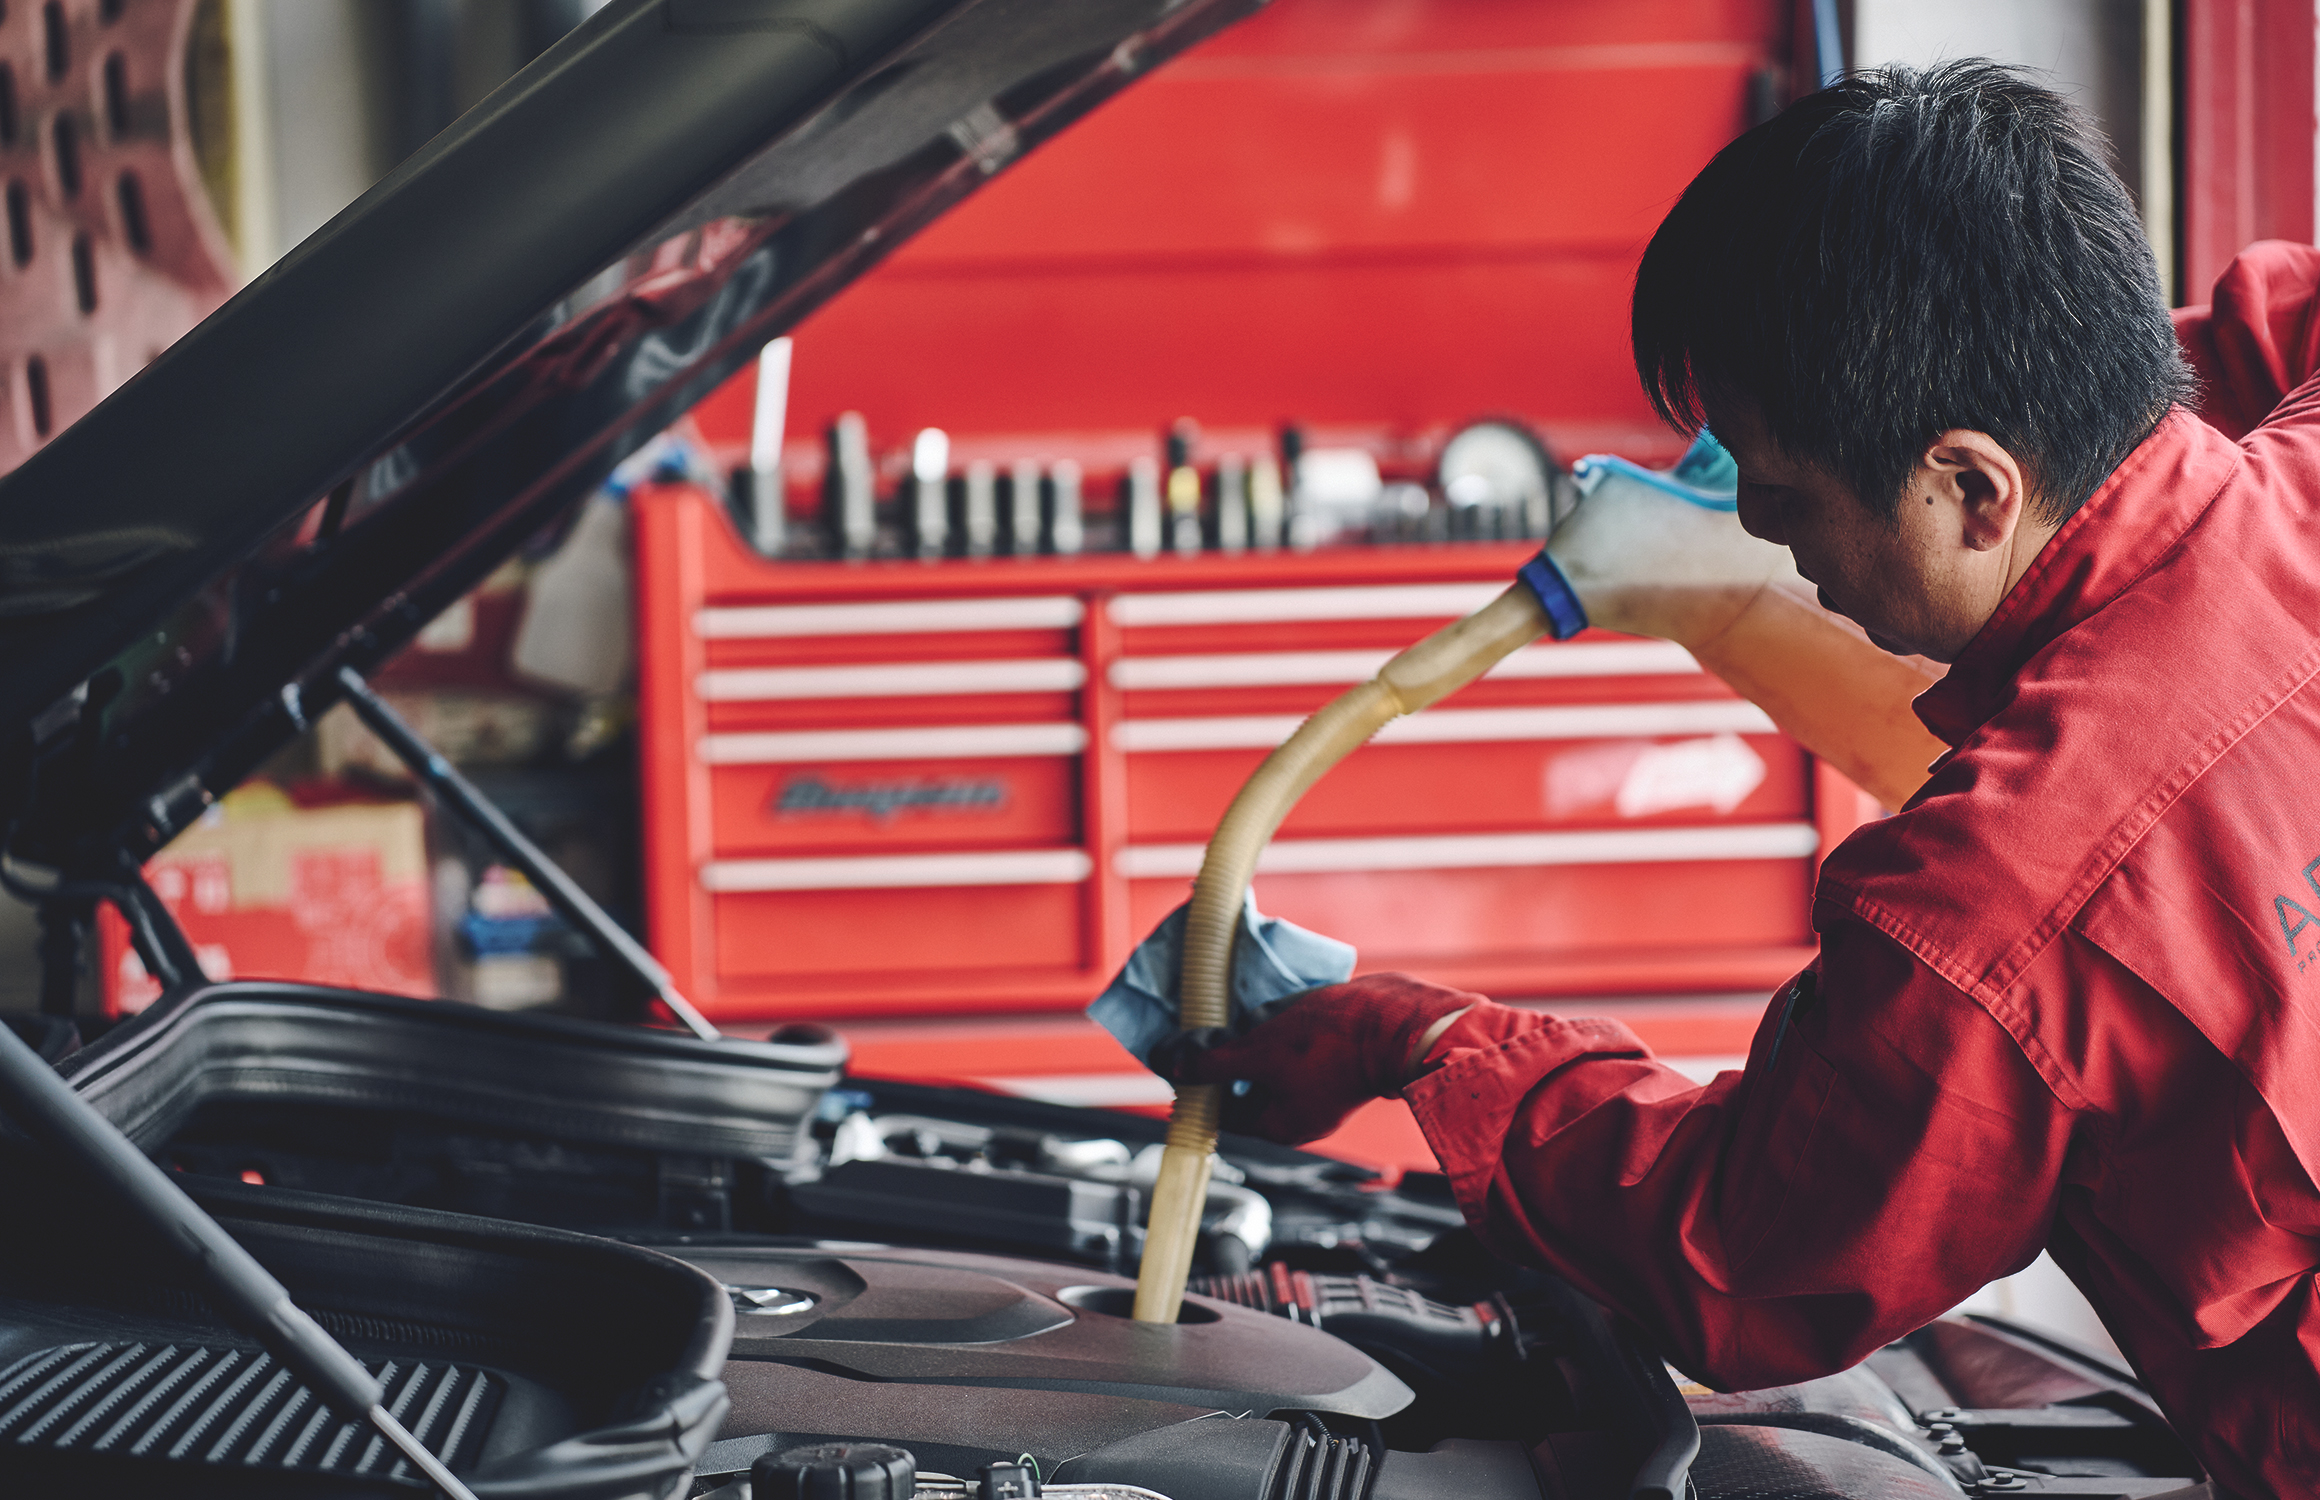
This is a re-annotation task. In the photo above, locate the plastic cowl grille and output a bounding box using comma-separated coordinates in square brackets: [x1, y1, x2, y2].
[1190, 1271, 1274, 1312]
[0, 1340, 500, 1477]
[1271, 1427, 1373, 1500]
[1690, 1425, 1963, 1500]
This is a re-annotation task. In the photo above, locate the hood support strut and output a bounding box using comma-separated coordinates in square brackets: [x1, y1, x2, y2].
[335, 667, 720, 1041]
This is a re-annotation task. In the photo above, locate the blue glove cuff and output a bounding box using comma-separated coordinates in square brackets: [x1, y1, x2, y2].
[1568, 450, 1739, 513]
[1517, 550, 1589, 640]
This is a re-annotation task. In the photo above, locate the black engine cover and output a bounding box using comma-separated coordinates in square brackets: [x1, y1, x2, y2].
[661, 1243, 1410, 1483]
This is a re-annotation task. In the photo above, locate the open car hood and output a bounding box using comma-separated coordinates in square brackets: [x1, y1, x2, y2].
[0, 0, 1261, 868]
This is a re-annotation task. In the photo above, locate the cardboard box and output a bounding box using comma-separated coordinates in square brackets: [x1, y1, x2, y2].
[103, 786, 434, 1012]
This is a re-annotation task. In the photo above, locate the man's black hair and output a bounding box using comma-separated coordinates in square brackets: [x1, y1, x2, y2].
[1632, 60, 2191, 524]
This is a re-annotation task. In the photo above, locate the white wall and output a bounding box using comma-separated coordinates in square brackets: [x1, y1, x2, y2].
[1949, 1249, 2125, 1366]
[261, 0, 393, 263]
[1852, 0, 2171, 299]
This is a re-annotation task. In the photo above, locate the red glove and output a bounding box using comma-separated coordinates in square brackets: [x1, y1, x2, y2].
[1151, 972, 1485, 1145]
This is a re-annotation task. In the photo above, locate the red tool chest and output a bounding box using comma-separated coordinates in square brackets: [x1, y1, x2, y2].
[639, 0, 1851, 1028]
[637, 485, 1873, 1022]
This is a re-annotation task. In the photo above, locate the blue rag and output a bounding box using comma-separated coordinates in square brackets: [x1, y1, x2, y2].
[1088, 892, 1357, 1071]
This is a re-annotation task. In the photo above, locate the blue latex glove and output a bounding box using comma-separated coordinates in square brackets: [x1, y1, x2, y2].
[1535, 427, 1798, 647]
[1089, 892, 1356, 1071]
[1519, 430, 1743, 642]
[1568, 429, 1739, 511]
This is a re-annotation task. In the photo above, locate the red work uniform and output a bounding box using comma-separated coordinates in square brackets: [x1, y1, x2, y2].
[1404, 241, 2320, 1498]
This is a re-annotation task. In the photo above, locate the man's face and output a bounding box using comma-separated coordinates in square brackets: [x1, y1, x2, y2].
[1708, 403, 2016, 664]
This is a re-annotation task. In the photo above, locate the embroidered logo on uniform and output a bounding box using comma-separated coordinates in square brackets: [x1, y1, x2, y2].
[2276, 856, 2320, 964]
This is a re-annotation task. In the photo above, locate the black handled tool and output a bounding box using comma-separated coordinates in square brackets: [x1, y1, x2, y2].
[335, 665, 719, 1042]
[0, 1019, 484, 1500]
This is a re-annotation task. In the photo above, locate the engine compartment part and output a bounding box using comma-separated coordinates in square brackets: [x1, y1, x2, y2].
[1049, 1421, 1550, 1500]
[700, 1467, 1172, 1500]
[0, 986, 492, 1500]
[62, 985, 844, 1210]
[673, 1245, 1410, 1427]
[752, 1441, 918, 1499]
[793, 1155, 1146, 1266]
[88, 997, 1424, 1268]
[46, 985, 2207, 1498]
[0, 1153, 732, 1498]
[665, 1237, 2201, 1500]
[1190, 1267, 1515, 1388]
[1052, 1418, 1382, 1500]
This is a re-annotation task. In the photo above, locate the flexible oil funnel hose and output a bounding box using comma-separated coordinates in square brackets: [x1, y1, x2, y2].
[1132, 575, 1556, 1322]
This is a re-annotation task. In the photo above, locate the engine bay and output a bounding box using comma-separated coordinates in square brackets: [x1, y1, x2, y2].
[32, 984, 2200, 1500]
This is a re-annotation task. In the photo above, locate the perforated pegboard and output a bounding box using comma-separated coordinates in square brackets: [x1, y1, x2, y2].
[0, 0, 233, 474]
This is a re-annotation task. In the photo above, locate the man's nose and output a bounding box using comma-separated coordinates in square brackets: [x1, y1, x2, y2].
[1733, 482, 1787, 545]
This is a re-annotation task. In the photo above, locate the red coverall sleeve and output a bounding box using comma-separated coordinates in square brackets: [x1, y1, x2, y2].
[2173, 240, 2320, 440]
[1402, 908, 2075, 1392]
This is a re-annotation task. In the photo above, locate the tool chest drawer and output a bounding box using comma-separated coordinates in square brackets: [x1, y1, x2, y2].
[637, 486, 1871, 1019]
[1120, 735, 1808, 843]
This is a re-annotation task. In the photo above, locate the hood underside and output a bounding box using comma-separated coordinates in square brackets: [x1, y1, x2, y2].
[0, 0, 1263, 867]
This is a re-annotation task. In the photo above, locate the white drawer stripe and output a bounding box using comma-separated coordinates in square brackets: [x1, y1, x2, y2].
[1109, 640, 1699, 690]
[702, 658, 1087, 701]
[699, 595, 1085, 638]
[704, 849, 1094, 892]
[702, 723, 1090, 764]
[1112, 700, 1775, 752]
[1115, 823, 1819, 878]
[982, 1073, 1179, 1107]
[1106, 582, 1505, 627]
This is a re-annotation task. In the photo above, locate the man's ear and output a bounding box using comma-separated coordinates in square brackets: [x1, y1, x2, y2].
[1917, 430, 2029, 551]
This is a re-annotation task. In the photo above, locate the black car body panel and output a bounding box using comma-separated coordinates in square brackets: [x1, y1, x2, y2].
[0, 0, 1260, 873]
[0, 1143, 735, 1498]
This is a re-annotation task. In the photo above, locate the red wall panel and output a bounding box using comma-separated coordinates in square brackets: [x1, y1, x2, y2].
[896, 59, 1756, 263]
[691, 0, 1796, 479]
[2181, 0, 2319, 302]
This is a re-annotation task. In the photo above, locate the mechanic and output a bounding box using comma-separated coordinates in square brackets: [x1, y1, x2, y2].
[1159, 62, 2320, 1497]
